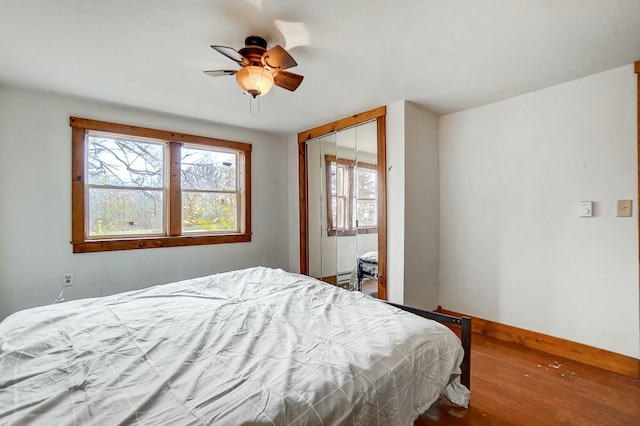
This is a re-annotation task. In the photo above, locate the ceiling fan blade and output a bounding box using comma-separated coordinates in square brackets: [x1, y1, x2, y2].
[274, 20, 310, 50]
[211, 45, 244, 65]
[274, 70, 304, 91]
[262, 45, 297, 70]
[203, 70, 237, 77]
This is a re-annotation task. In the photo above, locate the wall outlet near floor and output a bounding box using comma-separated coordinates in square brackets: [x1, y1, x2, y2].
[62, 273, 74, 286]
[617, 200, 632, 217]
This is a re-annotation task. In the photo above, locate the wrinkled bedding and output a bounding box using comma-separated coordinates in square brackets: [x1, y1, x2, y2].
[0, 267, 468, 425]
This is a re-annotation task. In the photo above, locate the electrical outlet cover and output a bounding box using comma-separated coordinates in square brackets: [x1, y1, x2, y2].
[63, 273, 74, 286]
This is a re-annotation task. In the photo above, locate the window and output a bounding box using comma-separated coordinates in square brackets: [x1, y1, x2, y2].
[71, 117, 251, 253]
[180, 146, 240, 233]
[325, 155, 377, 236]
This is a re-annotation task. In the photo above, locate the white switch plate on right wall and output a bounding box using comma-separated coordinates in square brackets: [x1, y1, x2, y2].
[617, 200, 632, 217]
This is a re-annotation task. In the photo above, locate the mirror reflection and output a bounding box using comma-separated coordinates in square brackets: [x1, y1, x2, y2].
[306, 120, 379, 297]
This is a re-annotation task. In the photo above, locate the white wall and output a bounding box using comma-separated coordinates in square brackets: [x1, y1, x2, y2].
[384, 101, 440, 309]
[386, 101, 406, 304]
[287, 133, 301, 273]
[404, 102, 439, 310]
[439, 65, 639, 358]
[0, 87, 290, 320]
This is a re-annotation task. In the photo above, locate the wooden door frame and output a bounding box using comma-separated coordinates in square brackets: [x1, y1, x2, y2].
[298, 106, 388, 300]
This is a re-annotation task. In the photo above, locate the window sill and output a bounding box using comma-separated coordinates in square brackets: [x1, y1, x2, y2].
[72, 233, 252, 253]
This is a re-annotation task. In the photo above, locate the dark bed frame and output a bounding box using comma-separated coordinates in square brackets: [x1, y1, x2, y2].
[357, 256, 379, 291]
[386, 302, 471, 390]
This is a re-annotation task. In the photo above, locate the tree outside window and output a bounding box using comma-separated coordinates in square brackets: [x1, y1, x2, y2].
[71, 117, 251, 253]
[87, 136, 165, 237]
[181, 147, 239, 233]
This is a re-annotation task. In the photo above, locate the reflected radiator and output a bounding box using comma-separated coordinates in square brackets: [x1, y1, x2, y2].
[337, 271, 351, 285]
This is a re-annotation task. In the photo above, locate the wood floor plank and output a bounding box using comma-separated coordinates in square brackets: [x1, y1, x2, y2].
[416, 334, 640, 425]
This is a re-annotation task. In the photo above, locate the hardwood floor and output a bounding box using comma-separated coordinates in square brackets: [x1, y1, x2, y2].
[361, 279, 378, 297]
[416, 333, 640, 425]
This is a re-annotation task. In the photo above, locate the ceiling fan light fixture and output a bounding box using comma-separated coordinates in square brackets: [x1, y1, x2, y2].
[235, 66, 274, 98]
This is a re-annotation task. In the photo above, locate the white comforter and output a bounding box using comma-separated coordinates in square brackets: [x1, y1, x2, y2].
[0, 267, 468, 425]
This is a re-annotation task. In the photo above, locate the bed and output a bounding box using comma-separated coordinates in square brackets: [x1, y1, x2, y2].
[0, 267, 470, 425]
[349, 251, 378, 291]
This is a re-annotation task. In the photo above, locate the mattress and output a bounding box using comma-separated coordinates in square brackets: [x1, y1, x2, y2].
[0, 267, 468, 425]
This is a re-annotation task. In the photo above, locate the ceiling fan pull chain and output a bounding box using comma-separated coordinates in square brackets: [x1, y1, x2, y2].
[247, 94, 262, 115]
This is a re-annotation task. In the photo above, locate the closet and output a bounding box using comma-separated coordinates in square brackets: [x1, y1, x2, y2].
[298, 107, 387, 299]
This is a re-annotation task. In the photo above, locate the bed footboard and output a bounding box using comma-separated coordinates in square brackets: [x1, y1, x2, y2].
[386, 302, 471, 390]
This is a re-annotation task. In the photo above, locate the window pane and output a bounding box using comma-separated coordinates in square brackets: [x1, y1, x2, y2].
[336, 166, 345, 196]
[88, 188, 164, 236]
[182, 191, 238, 232]
[336, 196, 346, 229]
[87, 136, 164, 187]
[330, 195, 337, 228]
[356, 169, 377, 198]
[329, 163, 337, 196]
[356, 200, 377, 227]
[181, 148, 237, 191]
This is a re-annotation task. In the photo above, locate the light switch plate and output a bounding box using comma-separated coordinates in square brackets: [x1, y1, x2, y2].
[617, 200, 632, 217]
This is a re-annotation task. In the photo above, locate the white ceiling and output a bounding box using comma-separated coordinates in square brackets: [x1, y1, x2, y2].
[1, 0, 639, 135]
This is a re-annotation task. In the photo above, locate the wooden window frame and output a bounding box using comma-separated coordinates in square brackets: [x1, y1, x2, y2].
[70, 117, 252, 253]
[325, 155, 378, 236]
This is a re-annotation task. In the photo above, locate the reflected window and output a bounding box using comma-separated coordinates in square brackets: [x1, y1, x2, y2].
[326, 155, 377, 236]
[354, 168, 377, 228]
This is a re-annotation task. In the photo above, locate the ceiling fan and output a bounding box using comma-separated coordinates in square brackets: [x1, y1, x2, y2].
[204, 36, 304, 98]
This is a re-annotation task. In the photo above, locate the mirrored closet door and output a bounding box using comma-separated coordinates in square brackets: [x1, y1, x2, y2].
[298, 107, 387, 299]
